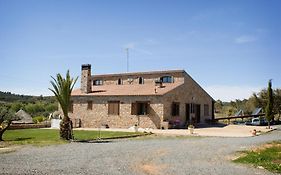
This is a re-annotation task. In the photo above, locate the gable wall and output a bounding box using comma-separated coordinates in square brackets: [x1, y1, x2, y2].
[163, 73, 213, 124]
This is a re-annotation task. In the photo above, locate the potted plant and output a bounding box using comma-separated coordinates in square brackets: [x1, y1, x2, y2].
[188, 125, 194, 134]
[134, 123, 138, 132]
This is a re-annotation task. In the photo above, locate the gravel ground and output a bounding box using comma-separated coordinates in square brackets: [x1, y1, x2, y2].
[1, 126, 281, 175]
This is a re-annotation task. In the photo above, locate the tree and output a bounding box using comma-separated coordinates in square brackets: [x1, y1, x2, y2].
[265, 80, 274, 129]
[10, 102, 23, 112]
[274, 88, 281, 121]
[214, 100, 223, 113]
[253, 90, 267, 112]
[0, 106, 17, 141]
[244, 96, 256, 115]
[49, 70, 78, 140]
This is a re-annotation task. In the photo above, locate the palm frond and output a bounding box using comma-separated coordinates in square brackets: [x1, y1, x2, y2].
[49, 70, 78, 118]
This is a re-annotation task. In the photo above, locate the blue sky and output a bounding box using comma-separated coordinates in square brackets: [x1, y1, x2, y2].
[0, 0, 280, 101]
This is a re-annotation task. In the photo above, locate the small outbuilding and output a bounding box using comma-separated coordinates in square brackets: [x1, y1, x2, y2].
[12, 109, 34, 124]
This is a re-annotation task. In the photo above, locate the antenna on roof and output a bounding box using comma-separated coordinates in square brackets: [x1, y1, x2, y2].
[126, 48, 129, 72]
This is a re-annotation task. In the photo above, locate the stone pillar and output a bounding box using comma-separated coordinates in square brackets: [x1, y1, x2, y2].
[81, 64, 92, 93]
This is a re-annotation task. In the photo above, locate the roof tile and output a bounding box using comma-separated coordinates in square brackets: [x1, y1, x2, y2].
[71, 82, 183, 96]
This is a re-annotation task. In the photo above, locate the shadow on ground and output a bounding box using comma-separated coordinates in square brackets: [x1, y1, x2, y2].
[72, 139, 112, 143]
[14, 137, 33, 141]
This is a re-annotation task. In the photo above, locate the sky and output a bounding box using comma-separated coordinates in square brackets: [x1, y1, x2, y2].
[0, 0, 280, 101]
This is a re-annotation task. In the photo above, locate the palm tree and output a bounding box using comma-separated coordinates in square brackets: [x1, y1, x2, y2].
[49, 70, 78, 140]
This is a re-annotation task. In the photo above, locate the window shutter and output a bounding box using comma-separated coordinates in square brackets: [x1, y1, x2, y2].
[131, 103, 137, 115]
[114, 102, 120, 115]
[108, 101, 120, 115]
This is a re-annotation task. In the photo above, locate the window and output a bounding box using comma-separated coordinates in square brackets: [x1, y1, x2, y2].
[171, 102, 180, 116]
[108, 101, 120, 115]
[204, 104, 209, 116]
[160, 76, 173, 83]
[87, 101, 92, 110]
[131, 102, 149, 115]
[93, 79, 103, 85]
[139, 77, 144, 84]
[117, 78, 122, 85]
[69, 101, 73, 113]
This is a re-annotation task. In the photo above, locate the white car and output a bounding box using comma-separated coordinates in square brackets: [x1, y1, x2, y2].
[248, 117, 267, 126]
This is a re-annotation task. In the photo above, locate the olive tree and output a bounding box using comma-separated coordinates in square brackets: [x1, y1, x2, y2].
[0, 106, 16, 141]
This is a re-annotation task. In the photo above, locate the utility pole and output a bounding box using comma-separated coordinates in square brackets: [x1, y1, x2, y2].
[126, 48, 129, 72]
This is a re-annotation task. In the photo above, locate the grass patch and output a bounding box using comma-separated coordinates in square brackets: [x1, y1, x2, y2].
[73, 130, 146, 140]
[2, 129, 66, 146]
[1, 129, 145, 146]
[233, 141, 281, 173]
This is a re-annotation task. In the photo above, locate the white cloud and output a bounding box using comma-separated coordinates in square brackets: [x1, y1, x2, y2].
[144, 38, 158, 45]
[133, 48, 152, 55]
[205, 85, 263, 102]
[123, 42, 136, 49]
[235, 35, 257, 44]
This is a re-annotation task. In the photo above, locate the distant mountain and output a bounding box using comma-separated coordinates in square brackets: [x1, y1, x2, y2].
[0, 91, 55, 103]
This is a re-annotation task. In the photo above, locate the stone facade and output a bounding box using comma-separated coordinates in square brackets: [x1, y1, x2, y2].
[81, 64, 92, 93]
[92, 70, 185, 85]
[162, 74, 213, 125]
[69, 65, 214, 129]
[69, 96, 163, 129]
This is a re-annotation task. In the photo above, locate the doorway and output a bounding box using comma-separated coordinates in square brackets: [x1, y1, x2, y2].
[185, 103, 190, 124]
[195, 104, 201, 123]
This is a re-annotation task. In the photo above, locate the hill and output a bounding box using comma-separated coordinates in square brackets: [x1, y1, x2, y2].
[0, 91, 55, 103]
[0, 91, 57, 117]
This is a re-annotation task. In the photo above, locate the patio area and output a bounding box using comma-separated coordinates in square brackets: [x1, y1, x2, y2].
[74, 124, 277, 137]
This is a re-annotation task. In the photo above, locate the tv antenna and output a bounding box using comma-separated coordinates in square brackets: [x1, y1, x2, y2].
[126, 48, 129, 72]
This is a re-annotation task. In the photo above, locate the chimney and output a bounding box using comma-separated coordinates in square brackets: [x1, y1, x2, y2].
[81, 64, 92, 93]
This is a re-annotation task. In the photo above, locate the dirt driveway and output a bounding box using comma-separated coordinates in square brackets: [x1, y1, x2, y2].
[1, 126, 281, 175]
[76, 124, 276, 137]
[152, 124, 276, 137]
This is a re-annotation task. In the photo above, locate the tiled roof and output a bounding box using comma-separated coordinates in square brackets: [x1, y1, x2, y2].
[92, 69, 185, 78]
[71, 82, 183, 96]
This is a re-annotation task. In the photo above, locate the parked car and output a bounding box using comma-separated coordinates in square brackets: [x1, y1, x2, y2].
[245, 117, 267, 126]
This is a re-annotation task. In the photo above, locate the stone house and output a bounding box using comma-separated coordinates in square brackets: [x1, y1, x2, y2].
[69, 64, 214, 129]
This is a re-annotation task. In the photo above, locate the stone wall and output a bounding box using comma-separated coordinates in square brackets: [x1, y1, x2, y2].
[162, 73, 213, 125]
[69, 96, 164, 129]
[92, 72, 185, 86]
[81, 64, 92, 93]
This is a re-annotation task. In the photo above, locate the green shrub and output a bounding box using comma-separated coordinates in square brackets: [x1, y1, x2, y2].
[32, 116, 45, 124]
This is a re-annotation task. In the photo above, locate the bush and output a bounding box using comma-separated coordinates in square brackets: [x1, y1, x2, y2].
[32, 116, 45, 124]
